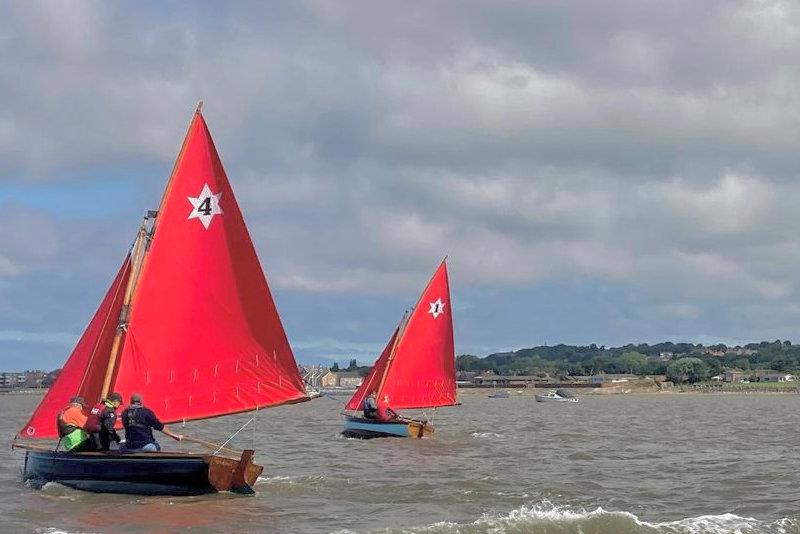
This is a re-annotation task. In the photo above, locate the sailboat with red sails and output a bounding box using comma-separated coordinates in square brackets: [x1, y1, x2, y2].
[342, 260, 457, 439]
[12, 104, 310, 495]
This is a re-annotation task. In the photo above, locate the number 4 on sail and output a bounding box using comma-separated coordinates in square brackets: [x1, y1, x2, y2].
[12, 104, 311, 496]
[342, 259, 457, 439]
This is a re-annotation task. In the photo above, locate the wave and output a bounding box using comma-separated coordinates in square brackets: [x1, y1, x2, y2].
[402, 501, 799, 534]
[36, 529, 99, 534]
[470, 432, 503, 439]
[256, 474, 326, 486]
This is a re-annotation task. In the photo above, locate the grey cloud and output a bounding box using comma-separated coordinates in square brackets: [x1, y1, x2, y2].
[4, 1, 800, 361]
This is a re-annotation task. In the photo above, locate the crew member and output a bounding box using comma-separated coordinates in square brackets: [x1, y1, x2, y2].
[376, 398, 399, 421]
[362, 393, 378, 419]
[86, 392, 123, 451]
[56, 396, 95, 452]
[121, 393, 183, 452]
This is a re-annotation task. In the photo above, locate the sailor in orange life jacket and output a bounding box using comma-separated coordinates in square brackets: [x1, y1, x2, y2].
[86, 392, 123, 451]
[56, 396, 96, 452]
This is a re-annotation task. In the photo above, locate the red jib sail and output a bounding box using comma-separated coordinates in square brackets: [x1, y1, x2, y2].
[375, 260, 456, 411]
[344, 325, 399, 411]
[111, 111, 308, 423]
[19, 257, 132, 438]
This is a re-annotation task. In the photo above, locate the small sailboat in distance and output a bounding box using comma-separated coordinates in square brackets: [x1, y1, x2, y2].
[13, 104, 310, 495]
[342, 260, 457, 439]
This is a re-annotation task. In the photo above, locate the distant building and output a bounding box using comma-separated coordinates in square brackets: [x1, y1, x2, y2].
[0, 372, 27, 388]
[658, 352, 674, 361]
[336, 372, 364, 388]
[588, 374, 638, 384]
[724, 370, 748, 383]
[471, 374, 537, 387]
[456, 371, 478, 383]
[320, 371, 337, 388]
[301, 365, 330, 388]
[758, 372, 795, 383]
[318, 371, 364, 388]
[24, 371, 47, 388]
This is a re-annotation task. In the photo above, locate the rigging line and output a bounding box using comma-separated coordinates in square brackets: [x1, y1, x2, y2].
[253, 404, 257, 450]
[214, 417, 254, 455]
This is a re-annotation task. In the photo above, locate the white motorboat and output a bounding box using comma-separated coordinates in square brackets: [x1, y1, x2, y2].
[534, 389, 579, 403]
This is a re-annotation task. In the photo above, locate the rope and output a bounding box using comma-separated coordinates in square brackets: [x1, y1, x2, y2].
[253, 405, 258, 449]
[214, 417, 254, 455]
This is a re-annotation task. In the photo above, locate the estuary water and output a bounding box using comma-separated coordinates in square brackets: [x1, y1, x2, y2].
[0, 390, 798, 533]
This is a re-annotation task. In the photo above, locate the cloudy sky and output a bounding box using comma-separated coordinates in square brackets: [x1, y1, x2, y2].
[3, 1, 800, 370]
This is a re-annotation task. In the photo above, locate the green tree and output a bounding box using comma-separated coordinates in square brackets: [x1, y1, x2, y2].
[347, 358, 358, 371]
[457, 354, 491, 372]
[733, 358, 751, 371]
[770, 354, 797, 372]
[618, 351, 648, 374]
[666, 357, 708, 384]
[330, 362, 340, 372]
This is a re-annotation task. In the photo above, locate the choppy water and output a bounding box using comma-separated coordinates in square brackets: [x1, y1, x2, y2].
[1, 390, 798, 533]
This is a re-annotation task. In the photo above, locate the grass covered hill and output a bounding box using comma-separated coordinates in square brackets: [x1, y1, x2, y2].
[457, 340, 800, 383]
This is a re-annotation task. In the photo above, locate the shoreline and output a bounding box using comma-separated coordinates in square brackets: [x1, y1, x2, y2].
[457, 386, 800, 396]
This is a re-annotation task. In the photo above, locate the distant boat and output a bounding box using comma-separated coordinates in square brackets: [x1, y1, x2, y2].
[13, 105, 310, 496]
[305, 387, 323, 399]
[488, 390, 510, 398]
[342, 260, 457, 439]
[535, 389, 579, 403]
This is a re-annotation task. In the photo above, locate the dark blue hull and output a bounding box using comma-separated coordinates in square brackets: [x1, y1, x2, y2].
[23, 450, 216, 496]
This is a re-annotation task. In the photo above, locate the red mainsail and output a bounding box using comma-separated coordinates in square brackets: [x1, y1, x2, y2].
[344, 325, 399, 411]
[20, 109, 308, 437]
[19, 257, 131, 438]
[111, 111, 308, 423]
[374, 260, 456, 411]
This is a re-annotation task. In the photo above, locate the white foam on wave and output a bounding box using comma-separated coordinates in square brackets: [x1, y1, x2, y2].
[470, 432, 503, 439]
[36, 529, 99, 534]
[256, 474, 326, 485]
[409, 500, 799, 534]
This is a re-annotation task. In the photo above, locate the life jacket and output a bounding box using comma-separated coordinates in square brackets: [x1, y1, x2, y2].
[56, 407, 88, 451]
[122, 404, 157, 448]
[62, 427, 89, 451]
[123, 405, 147, 429]
[86, 402, 103, 433]
[86, 400, 116, 433]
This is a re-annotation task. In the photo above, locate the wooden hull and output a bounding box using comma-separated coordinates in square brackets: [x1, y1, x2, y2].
[341, 415, 434, 439]
[22, 449, 263, 496]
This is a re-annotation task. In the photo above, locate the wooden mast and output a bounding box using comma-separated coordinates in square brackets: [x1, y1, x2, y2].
[99, 102, 204, 400]
[99, 217, 148, 399]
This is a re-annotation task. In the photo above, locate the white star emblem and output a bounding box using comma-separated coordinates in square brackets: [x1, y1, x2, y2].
[188, 183, 223, 229]
[428, 297, 446, 319]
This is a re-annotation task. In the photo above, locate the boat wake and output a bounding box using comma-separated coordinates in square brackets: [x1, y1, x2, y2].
[404, 501, 799, 534]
